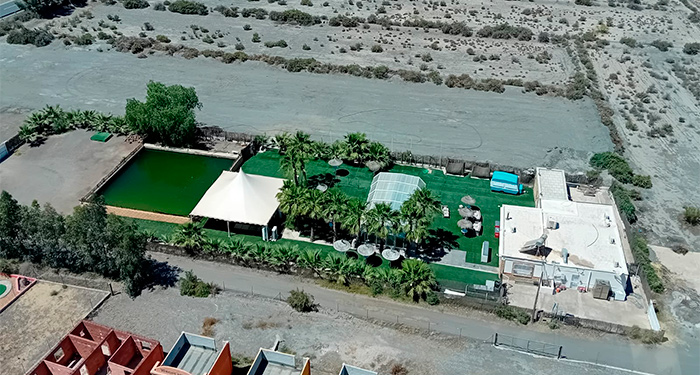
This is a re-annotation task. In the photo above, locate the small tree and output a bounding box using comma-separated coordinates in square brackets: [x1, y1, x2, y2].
[172, 221, 208, 253]
[684, 206, 700, 226]
[287, 289, 317, 312]
[683, 42, 700, 55]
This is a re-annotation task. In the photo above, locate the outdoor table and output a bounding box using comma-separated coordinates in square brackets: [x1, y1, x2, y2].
[381, 248, 401, 261]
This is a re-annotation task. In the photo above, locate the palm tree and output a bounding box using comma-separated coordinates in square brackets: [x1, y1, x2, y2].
[400, 188, 441, 246]
[273, 131, 293, 154]
[399, 259, 436, 301]
[276, 180, 306, 219]
[365, 203, 398, 250]
[296, 249, 322, 276]
[298, 188, 325, 242]
[172, 221, 207, 253]
[18, 124, 37, 143]
[342, 132, 371, 164]
[322, 254, 353, 285]
[322, 189, 348, 243]
[342, 198, 367, 242]
[367, 141, 391, 170]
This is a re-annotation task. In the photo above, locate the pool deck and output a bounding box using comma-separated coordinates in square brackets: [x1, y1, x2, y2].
[106, 206, 190, 224]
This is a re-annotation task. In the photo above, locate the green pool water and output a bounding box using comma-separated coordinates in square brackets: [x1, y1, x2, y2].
[0, 283, 7, 295]
[99, 149, 234, 216]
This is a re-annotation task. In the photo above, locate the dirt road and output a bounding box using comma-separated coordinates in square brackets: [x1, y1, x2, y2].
[0, 43, 610, 169]
[148, 252, 698, 375]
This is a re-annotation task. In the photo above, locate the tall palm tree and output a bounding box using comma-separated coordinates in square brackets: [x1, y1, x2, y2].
[401, 188, 441, 246]
[273, 131, 293, 154]
[322, 189, 348, 243]
[367, 141, 391, 170]
[342, 132, 371, 164]
[276, 180, 306, 219]
[281, 132, 313, 185]
[341, 198, 367, 242]
[172, 221, 207, 254]
[365, 203, 398, 250]
[399, 259, 437, 301]
[298, 188, 325, 242]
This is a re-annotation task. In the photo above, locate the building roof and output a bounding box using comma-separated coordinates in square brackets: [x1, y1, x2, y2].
[366, 172, 426, 210]
[535, 167, 568, 202]
[190, 170, 285, 226]
[248, 349, 305, 375]
[499, 202, 628, 275]
[339, 364, 378, 375]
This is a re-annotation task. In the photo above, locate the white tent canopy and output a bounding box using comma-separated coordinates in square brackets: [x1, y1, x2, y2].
[190, 170, 285, 227]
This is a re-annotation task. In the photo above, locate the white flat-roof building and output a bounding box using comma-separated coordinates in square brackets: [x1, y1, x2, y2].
[498, 168, 629, 301]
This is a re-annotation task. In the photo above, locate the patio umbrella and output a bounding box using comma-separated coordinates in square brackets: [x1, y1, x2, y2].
[333, 240, 351, 252]
[461, 195, 476, 205]
[457, 219, 473, 229]
[316, 184, 328, 192]
[381, 248, 401, 261]
[357, 244, 376, 257]
[458, 207, 474, 218]
[328, 158, 343, 169]
[366, 160, 382, 172]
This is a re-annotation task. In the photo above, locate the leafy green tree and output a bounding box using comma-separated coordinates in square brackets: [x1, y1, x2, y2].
[280, 131, 313, 185]
[172, 221, 207, 253]
[38, 203, 69, 269]
[399, 259, 436, 301]
[341, 198, 366, 241]
[276, 180, 307, 221]
[400, 188, 441, 246]
[367, 141, 391, 169]
[321, 189, 348, 243]
[365, 203, 398, 250]
[107, 215, 147, 296]
[125, 81, 202, 146]
[0, 191, 22, 258]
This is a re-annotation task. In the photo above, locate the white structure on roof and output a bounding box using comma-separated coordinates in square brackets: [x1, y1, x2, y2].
[190, 170, 285, 228]
[498, 168, 629, 301]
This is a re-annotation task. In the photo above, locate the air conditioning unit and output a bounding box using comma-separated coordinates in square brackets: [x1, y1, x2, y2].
[546, 218, 558, 229]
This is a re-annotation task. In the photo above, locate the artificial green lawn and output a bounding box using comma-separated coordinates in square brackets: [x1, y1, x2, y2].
[242, 150, 535, 267]
[130, 218, 497, 289]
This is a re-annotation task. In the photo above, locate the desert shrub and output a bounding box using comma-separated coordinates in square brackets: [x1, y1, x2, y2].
[122, 0, 149, 9]
[538, 31, 549, 43]
[113, 36, 153, 53]
[143, 22, 154, 31]
[371, 44, 383, 53]
[202, 35, 213, 44]
[684, 206, 700, 225]
[494, 305, 530, 325]
[683, 42, 700, 55]
[251, 33, 260, 42]
[397, 70, 425, 83]
[74, 33, 94, 46]
[0, 258, 19, 274]
[234, 42, 245, 50]
[426, 291, 440, 305]
[611, 183, 637, 223]
[269, 9, 319, 25]
[329, 15, 364, 27]
[214, 5, 238, 17]
[168, 0, 208, 15]
[287, 289, 317, 312]
[575, 0, 593, 5]
[222, 51, 248, 63]
[241, 7, 268, 19]
[97, 31, 111, 40]
[476, 23, 533, 40]
[156, 34, 170, 43]
[201, 317, 219, 336]
[373, 65, 389, 79]
[154, 2, 166, 10]
[620, 37, 637, 48]
[391, 364, 408, 375]
[284, 57, 318, 72]
[590, 152, 634, 184]
[631, 175, 652, 189]
[627, 325, 665, 344]
[6, 27, 53, 47]
[264, 39, 288, 48]
[302, 43, 310, 50]
[300, 0, 312, 5]
[180, 270, 218, 297]
[650, 39, 672, 52]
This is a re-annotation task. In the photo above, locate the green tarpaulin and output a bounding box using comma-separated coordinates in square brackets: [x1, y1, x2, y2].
[90, 132, 112, 142]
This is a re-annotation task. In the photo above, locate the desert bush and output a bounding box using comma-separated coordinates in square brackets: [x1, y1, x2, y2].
[302, 43, 310, 50]
[74, 33, 94, 46]
[201, 317, 219, 337]
[6, 27, 53, 47]
[269, 9, 319, 25]
[650, 39, 672, 52]
[156, 34, 170, 43]
[251, 32, 260, 42]
[373, 65, 389, 79]
[494, 305, 530, 325]
[264, 39, 288, 48]
[300, 0, 312, 5]
[143, 22, 154, 31]
[154, 2, 166, 10]
[241, 8, 268, 19]
[180, 270, 218, 297]
[0, 258, 19, 275]
[476, 23, 533, 40]
[684, 206, 700, 225]
[285, 58, 318, 72]
[627, 325, 665, 344]
[168, 0, 208, 15]
[214, 5, 238, 17]
[590, 152, 634, 183]
[113, 36, 153, 54]
[575, 0, 593, 5]
[620, 37, 637, 48]
[683, 42, 700, 55]
[329, 15, 364, 27]
[631, 175, 652, 189]
[426, 291, 440, 305]
[538, 31, 549, 43]
[122, 0, 149, 9]
[371, 44, 383, 53]
[390, 364, 408, 375]
[611, 183, 637, 223]
[287, 289, 317, 312]
[222, 51, 248, 63]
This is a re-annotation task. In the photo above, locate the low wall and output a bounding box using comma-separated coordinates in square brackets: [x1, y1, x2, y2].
[144, 143, 241, 160]
[81, 142, 144, 202]
[0, 133, 23, 162]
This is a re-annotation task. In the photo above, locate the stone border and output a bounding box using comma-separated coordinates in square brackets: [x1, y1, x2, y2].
[144, 143, 241, 160]
[80, 142, 144, 203]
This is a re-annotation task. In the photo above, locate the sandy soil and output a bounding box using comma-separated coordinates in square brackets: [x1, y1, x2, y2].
[0, 129, 138, 213]
[0, 281, 108, 374]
